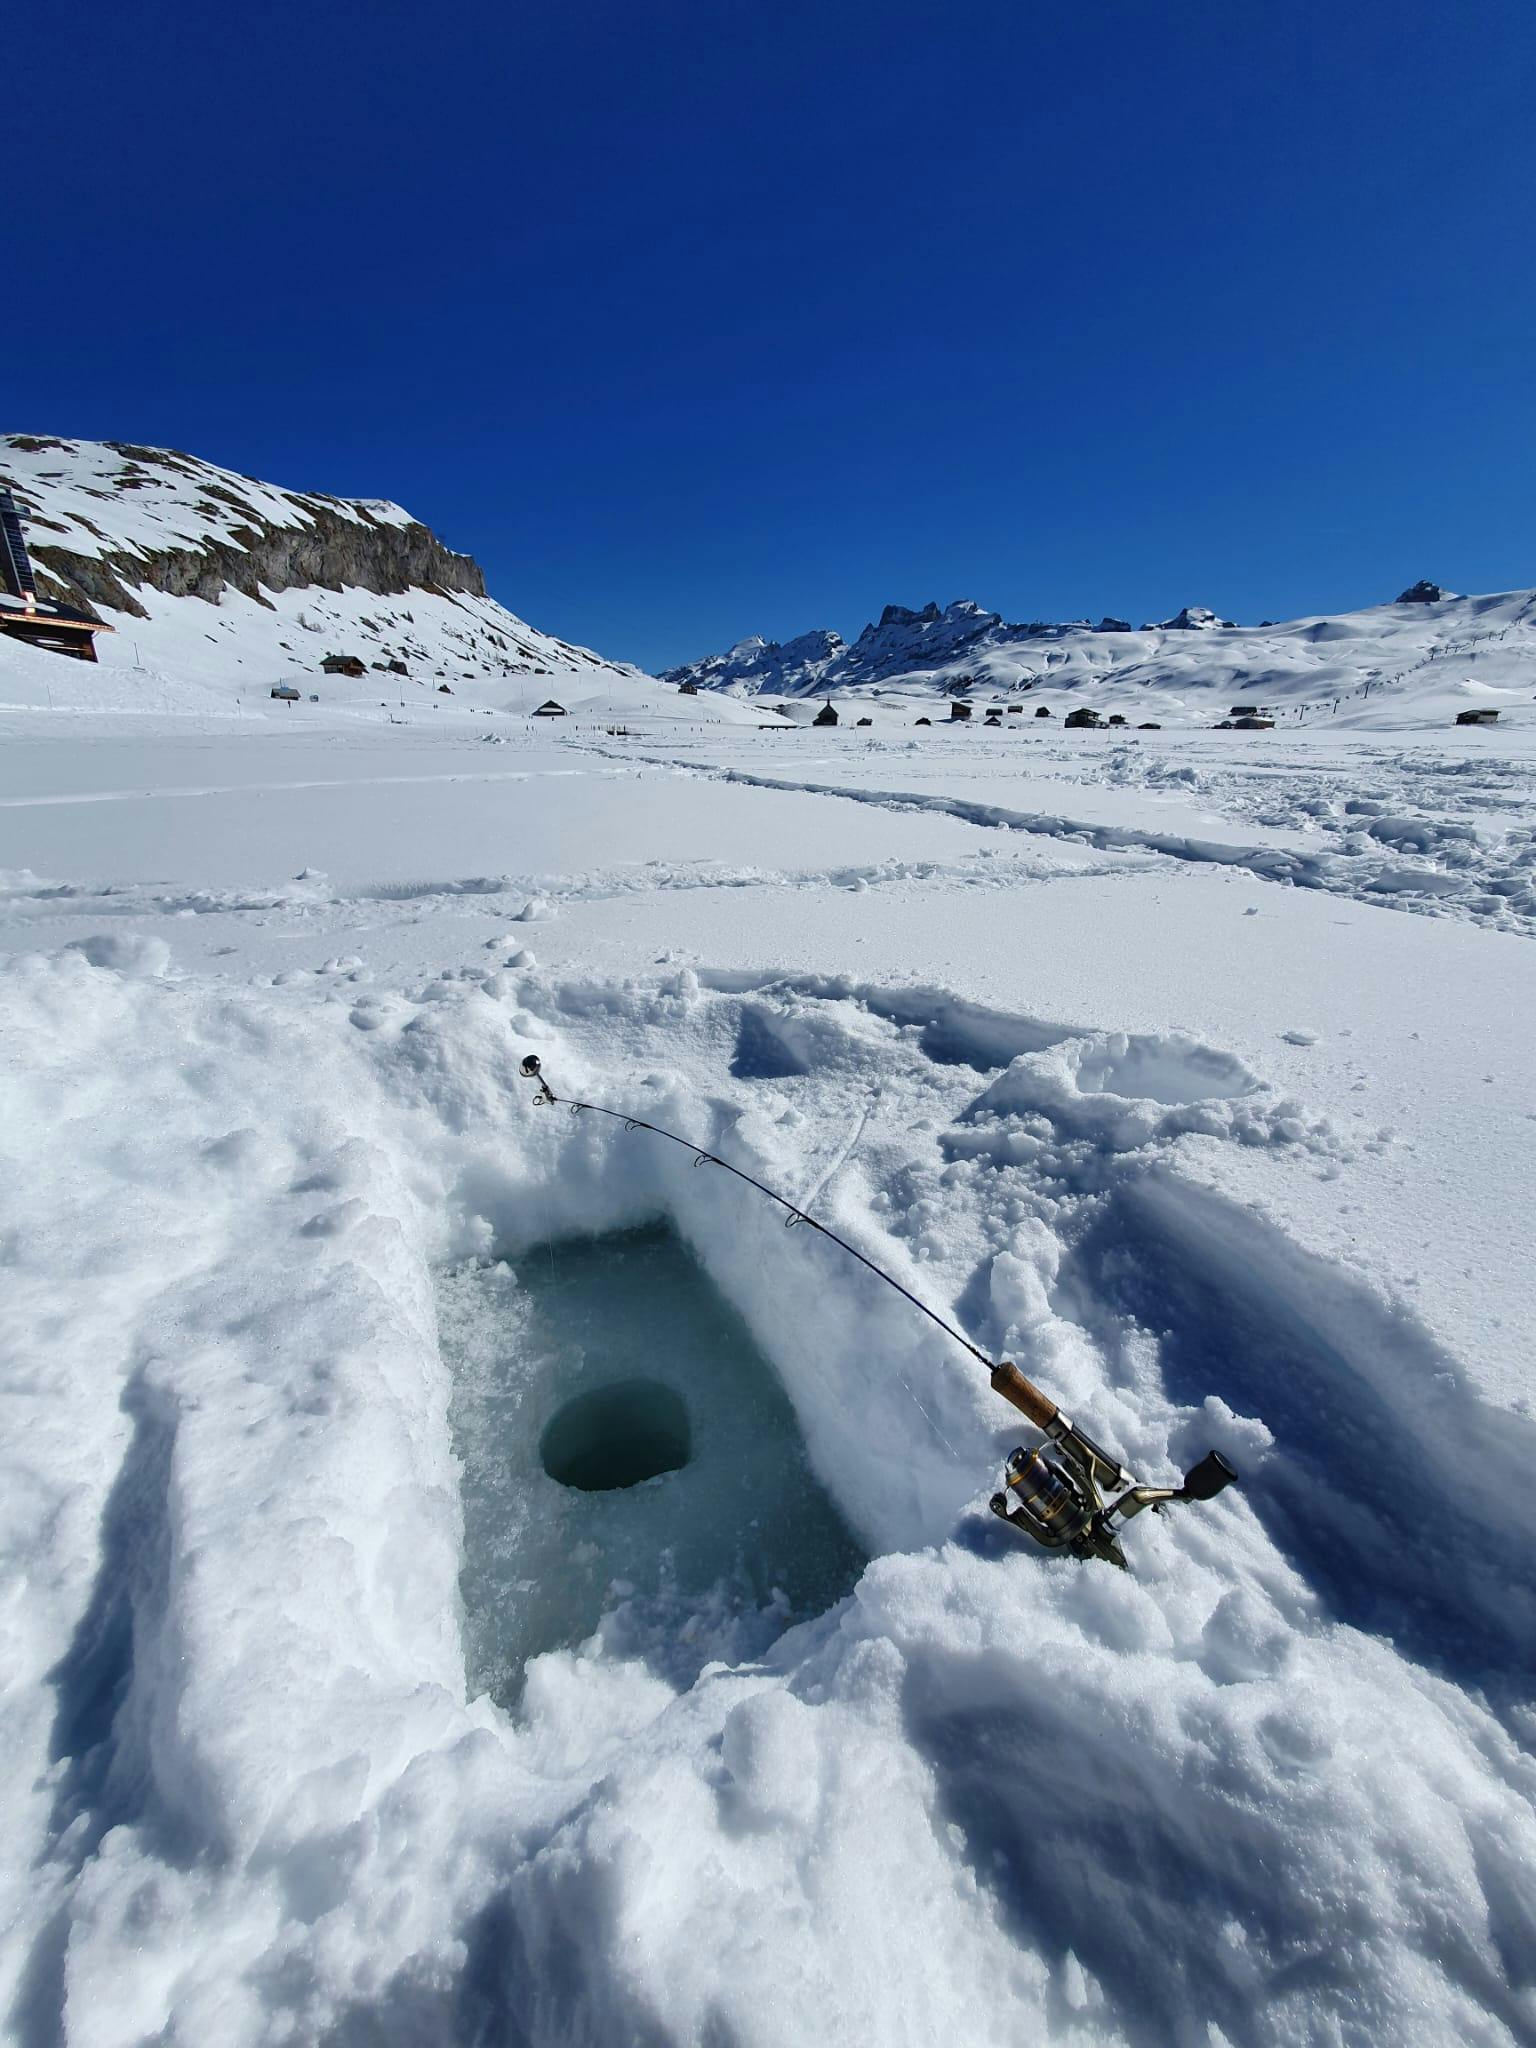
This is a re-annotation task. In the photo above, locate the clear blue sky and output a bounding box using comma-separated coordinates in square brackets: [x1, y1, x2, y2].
[10, 0, 1534, 670]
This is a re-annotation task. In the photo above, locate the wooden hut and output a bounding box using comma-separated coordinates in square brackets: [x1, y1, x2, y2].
[0, 594, 112, 662]
[0, 489, 113, 663]
[533, 698, 569, 717]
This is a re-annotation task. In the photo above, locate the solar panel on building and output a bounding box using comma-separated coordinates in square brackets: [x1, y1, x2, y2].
[0, 490, 38, 602]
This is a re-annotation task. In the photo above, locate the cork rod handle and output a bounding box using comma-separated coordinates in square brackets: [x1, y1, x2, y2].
[990, 1361, 1059, 1431]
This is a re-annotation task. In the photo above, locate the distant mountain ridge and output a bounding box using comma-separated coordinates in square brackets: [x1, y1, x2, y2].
[661, 597, 1350, 698]
[658, 579, 1536, 730]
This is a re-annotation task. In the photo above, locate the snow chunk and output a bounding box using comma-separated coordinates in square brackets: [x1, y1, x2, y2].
[64, 931, 172, 977]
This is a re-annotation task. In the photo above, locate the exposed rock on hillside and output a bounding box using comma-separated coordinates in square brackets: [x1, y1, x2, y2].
[0, 432, 638, 703]
[0, 435, 486, 622]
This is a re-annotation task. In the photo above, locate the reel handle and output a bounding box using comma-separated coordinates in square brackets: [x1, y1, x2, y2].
[1179, 1450, 1238, 1501]
[990, 1362, 1059, 1431]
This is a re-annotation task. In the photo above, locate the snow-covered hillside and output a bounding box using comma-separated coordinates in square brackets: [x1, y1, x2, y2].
[665, 586, 1536, 731]
[0, 434, 759, 726]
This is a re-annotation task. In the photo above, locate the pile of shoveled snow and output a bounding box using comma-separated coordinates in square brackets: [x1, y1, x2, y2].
[4, 942, 1533, 2045]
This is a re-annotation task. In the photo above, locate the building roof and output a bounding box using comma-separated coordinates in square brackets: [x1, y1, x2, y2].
[0, 592, 111, 632]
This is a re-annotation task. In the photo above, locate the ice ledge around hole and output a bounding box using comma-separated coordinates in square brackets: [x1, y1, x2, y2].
[440, 1225, 869, 1703]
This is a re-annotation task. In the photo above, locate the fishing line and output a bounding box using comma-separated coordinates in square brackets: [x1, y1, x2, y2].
[516, 1052, 1237, 1567]
[518, 1055, 995, 1376]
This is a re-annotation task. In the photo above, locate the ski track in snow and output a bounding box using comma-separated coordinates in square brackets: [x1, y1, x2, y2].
[616, 747, 1536, 936]
[0, 767, 588, 807]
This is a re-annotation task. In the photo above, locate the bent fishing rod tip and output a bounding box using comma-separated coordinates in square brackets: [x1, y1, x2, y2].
[519, 1051, 556, 1104]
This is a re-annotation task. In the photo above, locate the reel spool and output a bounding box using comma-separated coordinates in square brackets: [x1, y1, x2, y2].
[988, 1362, 1238, 1568]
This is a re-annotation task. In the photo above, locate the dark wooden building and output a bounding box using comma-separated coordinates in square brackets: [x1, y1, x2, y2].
[0, 488, 113, 663]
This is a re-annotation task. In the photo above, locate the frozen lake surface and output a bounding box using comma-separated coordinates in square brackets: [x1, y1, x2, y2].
[5, 697, 1535, 2047]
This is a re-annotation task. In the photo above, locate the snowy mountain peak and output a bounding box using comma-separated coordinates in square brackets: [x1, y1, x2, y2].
[871, 597, 995, 633]
[662, 626, 847, 696]
[1152, 605, 1233, 631]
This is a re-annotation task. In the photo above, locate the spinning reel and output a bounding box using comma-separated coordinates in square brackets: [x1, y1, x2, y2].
[987, 1362, 1237, 1568]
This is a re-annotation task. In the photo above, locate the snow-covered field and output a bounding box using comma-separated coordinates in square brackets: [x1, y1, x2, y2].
[4, 626, 1536, 2045]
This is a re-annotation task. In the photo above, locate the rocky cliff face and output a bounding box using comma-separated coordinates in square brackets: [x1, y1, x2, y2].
[0, 435, 486, 622]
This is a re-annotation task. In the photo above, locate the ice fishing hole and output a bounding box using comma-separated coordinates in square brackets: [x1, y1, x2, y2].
[439, 1224, 866, 1703]
[539, 1379, 691, 1491]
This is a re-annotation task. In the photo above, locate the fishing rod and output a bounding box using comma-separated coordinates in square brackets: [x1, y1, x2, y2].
[519, 1052, 1236, 1568]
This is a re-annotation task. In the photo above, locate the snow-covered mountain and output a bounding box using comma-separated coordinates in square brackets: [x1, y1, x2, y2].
[0, 434, 760, 723]
[665, 600, 1003, 695]
[664, 583, 1536, 729]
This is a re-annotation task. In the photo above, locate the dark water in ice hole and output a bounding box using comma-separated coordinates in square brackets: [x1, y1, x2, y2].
[439, 1226, 867, 1703]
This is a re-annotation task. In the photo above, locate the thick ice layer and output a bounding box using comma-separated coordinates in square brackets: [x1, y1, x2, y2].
[441, 1227, 867, 1698]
